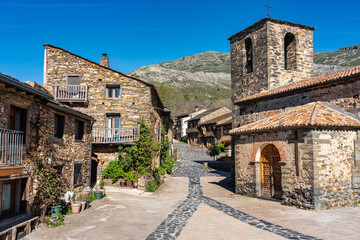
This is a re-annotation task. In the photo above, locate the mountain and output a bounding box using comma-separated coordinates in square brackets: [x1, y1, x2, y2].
[129, 45, 360, 116]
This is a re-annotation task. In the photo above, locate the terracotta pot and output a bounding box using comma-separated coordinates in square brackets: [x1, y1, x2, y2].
[71, 202, 81, 214]
[79, 201, 86, 212]
[120, 180, 125, 187]
[125, 180, 132, 187]
[133, 180, 138, 188]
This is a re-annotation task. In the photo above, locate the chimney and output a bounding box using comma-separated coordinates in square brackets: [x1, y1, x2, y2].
[195, 106, 199, 112]
[100, 53, 109, 68]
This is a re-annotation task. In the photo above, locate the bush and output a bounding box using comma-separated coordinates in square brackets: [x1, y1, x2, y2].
[160, 128, 176, 174]
[61, 206, 72, 215]
[146, 179, 160, 192]
[156, 167, 166, 175]
[101, 160, 124, 181]
[208, 144, 225, 157]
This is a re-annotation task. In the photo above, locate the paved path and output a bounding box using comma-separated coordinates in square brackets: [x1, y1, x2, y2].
[147, 142, 318, 240]
[26, 141, 360, 240]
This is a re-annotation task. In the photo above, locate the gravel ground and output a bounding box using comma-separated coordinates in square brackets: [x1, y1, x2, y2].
[171, 141, 228, 179]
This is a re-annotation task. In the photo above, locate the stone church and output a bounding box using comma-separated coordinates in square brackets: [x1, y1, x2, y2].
[229, 18, 360, 209]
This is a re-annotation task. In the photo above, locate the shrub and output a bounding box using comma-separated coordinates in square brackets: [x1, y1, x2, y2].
[208, 144, 226, 157]
[101, 160, 124, 181]
[160, 128, 176, 174]
[146, 179, 160, 192]
[156, 167, 166, 175]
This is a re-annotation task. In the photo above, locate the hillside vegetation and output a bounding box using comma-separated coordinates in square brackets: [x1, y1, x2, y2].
[129, 45, 360, 116]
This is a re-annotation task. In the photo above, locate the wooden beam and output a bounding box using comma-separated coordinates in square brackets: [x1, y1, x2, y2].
[0, 166, 24, 177]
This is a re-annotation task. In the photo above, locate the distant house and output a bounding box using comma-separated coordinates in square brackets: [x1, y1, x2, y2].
[42, 45, 172, 171]
[186, 107, 231, 146]
[174, 106, 207, 141]
[215, 117, 232, 145]
[0, 73, 94, 236]
[199, 112, 232, 147]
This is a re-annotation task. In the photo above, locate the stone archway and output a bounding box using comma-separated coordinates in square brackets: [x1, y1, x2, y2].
[260, 144, 283, 199]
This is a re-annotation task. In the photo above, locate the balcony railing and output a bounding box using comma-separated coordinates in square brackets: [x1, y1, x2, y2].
[0, 128, 23, 166]
[55, 84, 88, 102]
[92, 126, 140, 144]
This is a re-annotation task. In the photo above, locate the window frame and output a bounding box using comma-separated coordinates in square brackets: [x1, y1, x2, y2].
[104, 84, 122, 99]
[74, 119, 85, 141]
[73, 163, 83, 186]
[54, 113, 65, 139]
[284, 32, 297, 71]
[8, 105, 27, 144]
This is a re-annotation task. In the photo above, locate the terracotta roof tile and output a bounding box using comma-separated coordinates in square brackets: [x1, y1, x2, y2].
[235, 65, 360, 105]
[200, 112, 232, 125]
[230, 102, 360, 135]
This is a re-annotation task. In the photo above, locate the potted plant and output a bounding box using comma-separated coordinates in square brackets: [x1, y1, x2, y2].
[49, 200, 62, 218]
[124, 171, 133, 187]
[77, 193, 87, 212]
[94, 190, 103, 200]
[70, 193, 81, 214]
[120, 178, 126, 187]
[99, 180, 106, 197]
[132, 172, 140, 188]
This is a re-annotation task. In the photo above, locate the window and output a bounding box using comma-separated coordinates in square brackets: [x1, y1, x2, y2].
[106, 114, 120, 129]
[67, 76, 80, 85]
[73, 164, 82, 186]
[284, 33, 296, 70]
[74, 119, 85, 140]
[245, 38, 253, 74]
[106, 85, 121, 99]
[54, 114, 65, 138]
[9, 105, 27, 143]
[1, 181, 15, 216]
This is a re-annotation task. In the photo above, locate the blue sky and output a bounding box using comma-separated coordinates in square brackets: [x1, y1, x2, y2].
[0, 0, 359, 84]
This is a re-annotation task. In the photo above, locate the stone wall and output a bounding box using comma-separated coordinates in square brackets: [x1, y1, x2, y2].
[44, 45, 165, 166]
[0, 84, 92, 215]
[230, 19, 314, 103]
[233, 130, 315, 208]
[312, 130, 359, 209]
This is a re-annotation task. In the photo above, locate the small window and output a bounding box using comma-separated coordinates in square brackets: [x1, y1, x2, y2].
[68, 76, 80, 85]
[9, 105, 27, 144]
[284, 33, 297, 70]
[73, 164, 82, 186]
[54, 114, 65, 138]
[74, 119, 85, 140]
[245, 38, 253, 74]
[106, 86, 121, 99]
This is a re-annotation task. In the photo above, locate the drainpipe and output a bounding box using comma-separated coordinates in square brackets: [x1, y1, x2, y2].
[89, 121, 94, 189]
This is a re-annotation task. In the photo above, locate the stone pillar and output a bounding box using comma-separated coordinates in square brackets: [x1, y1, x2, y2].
[100, 54, 109, 68]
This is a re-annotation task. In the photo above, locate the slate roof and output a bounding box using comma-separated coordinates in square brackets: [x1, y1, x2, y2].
[230, 102, 360, 135]
[235, 65, 360, 105]
[200, 112, 232, 125]
[187, 107, 222, 122]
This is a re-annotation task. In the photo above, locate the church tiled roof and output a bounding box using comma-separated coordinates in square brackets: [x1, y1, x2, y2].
[235, 65, 360, 105]
[230, 102, 360, 135]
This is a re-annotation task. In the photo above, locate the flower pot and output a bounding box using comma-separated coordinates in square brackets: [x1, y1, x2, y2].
[79, 201, 86, 212]
[50, 205, 62, 217]
[94, 191, 103, 200]
[133, 180, 138, 188]
[71, 202, 82, 214]
[120, 180, 125, 187]
[125, 180, 132, 187]
[85, 199, 90, 209]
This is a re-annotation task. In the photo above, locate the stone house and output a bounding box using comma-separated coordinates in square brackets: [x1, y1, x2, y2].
[42, 44, 171, 171]
[198, 112, 232, 147]
[214, 117, 232, 146]
[186, 107, 231, 146]
[0, 73, 94, 233]
[229, 17, 360, 209]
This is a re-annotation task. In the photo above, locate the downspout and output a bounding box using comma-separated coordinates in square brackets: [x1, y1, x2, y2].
[89, 121, 94, 189]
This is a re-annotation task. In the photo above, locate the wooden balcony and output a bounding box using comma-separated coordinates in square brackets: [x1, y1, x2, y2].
[0, 128, 24, 177]
[54, 84, 88, 102]
[92, 126, 140, 144]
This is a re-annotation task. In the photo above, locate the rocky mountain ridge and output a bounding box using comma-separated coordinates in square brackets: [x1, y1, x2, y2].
[129, 44, 360, 115]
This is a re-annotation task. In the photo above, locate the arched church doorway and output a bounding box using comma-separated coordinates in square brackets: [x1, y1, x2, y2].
[260, 144, 283, 199]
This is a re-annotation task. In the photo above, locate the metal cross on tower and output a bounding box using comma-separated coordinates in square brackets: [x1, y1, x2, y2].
[264, 0, 272, 18]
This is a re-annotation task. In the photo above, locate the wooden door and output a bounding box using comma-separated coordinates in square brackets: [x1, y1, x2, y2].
[260, 145, 282, 199]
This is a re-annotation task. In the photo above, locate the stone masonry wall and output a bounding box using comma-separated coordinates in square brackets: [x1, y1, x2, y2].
[233, 130, 314, 208]
[44, 46, 163, 166]
[312, 130, 359, 209]
[0, 84, 92, 214]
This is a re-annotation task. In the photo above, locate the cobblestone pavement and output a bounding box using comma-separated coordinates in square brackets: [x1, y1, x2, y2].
[146, 142, 320, 240]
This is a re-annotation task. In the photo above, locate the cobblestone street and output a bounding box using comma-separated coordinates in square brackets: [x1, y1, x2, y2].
[26, 141, 360, 240]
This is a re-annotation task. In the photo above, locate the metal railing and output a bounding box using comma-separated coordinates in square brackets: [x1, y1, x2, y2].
[54, 84, 88, 102]
[0, 128, 23, 166]
[92, 126, 140, 144]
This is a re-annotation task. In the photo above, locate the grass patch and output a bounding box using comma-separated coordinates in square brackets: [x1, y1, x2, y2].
[146, 180, 160, 192]
[48, 213, 64, 227]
